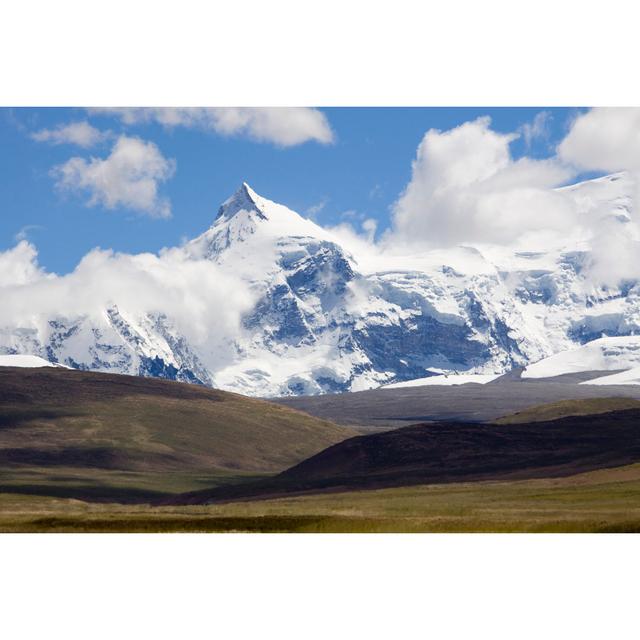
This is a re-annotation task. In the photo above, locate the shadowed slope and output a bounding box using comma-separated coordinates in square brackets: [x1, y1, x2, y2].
[169, 407, 640, 504]
[0, 367, 353, 500]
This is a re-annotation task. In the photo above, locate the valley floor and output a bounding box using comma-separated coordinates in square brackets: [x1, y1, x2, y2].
[3, 462, 640, 533]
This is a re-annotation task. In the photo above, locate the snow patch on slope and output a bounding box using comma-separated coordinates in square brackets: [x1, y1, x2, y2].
[0, 354, 66, 368]
[522, 336, 640, 379]
[582, 366, 640, 386]
[384, 372, 500, 388]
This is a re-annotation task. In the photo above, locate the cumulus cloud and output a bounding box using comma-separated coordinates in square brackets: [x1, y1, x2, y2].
[90, 107, 335, 147]
[558, 107, 640, 215]
[391, 116, 575, 248]
[51, 135, 175, 218]
[0, 242, 255, 367]
[558, 108, 640, 173]
[0, 241, 48, 287]
[31, 121, 109, 148]
[384, 109, 640, 290]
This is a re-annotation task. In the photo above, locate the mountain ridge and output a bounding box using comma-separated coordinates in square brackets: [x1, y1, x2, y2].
[3, 174, 640, 396]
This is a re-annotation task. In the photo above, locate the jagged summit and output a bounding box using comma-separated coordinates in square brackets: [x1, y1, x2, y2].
[217, 182, 267, 222]
[187, 184, 336, 261]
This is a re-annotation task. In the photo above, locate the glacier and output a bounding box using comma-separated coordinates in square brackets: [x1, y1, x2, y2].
[3, 174, 640, 396]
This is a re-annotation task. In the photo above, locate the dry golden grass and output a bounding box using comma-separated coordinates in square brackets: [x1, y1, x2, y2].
[3, 463, 640, 532]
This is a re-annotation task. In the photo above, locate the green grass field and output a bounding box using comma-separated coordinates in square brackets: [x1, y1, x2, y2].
[0, 465, 269, 502]
[3, 462, 640, 532]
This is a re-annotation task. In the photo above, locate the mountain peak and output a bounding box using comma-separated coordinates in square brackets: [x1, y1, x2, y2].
[217, 182, 267, 221]
[185, 184, 338, 262]
[239, 181, 258, 202]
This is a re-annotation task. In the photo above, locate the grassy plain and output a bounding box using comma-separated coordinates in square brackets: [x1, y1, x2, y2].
[3, 463, 640, 533]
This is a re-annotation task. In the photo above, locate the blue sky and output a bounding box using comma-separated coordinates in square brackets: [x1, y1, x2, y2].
[0, 107, 582, 274]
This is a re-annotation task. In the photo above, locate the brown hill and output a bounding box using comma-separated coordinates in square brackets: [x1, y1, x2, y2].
[0, 367, 352, 501]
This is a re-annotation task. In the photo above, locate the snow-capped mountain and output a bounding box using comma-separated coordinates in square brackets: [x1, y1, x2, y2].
[181, 182, 540, 394]
[3, 174, 640, 396]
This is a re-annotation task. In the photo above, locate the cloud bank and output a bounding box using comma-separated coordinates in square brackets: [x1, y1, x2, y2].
[0, 241, 255, 366]
[91, 107, 335, 147]
[51, 135, 175, 218]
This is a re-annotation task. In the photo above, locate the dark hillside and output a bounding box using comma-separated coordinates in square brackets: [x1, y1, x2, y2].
[170, 407, 640, 504]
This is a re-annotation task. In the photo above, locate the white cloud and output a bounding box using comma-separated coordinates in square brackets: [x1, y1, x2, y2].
[0, 241, 48, 287]
[324, 216, 387, 272]
[0, 242, 255, 367]
[391, 116, 575, 248]
[91, 107, 335, 147]
[558, 108, 640, 173]
[384, 109, 640, 290]
[554, 108, 640, 287]
[585, 216, 640, 288]
[31, 121, 109, 148]
[326, 221, 377, 260]
[51, 135, 175, 218]
[361, 218, 377, 242]
[519, 111, 551, 149]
